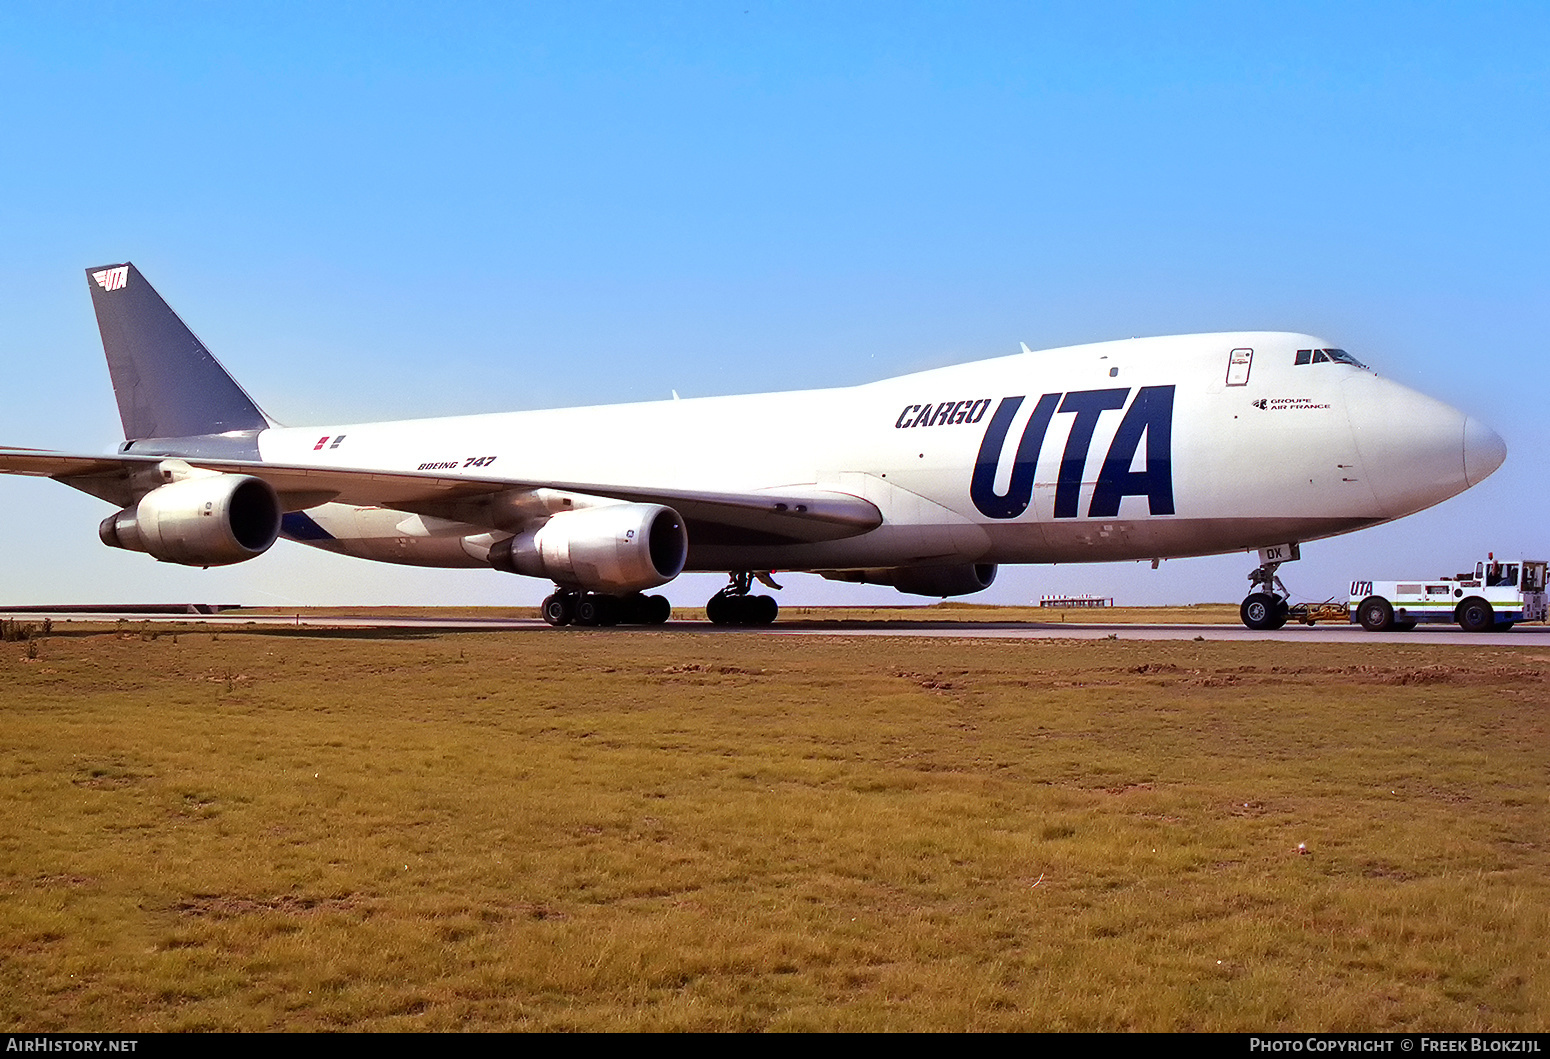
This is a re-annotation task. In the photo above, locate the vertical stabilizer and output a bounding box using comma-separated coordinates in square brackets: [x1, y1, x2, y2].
[86, 262, 271, 440]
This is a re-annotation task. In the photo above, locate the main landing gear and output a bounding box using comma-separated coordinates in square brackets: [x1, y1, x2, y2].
[540, 589, 672, 627]
[1240, 559, 1291, 631]
[705, 571, 779, 626]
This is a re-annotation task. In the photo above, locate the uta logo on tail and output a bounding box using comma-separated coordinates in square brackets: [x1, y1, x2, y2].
[91, 266, 129, 292]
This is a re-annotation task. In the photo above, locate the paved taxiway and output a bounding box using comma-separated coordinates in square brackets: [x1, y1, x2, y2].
[4, 610, 1546, 646]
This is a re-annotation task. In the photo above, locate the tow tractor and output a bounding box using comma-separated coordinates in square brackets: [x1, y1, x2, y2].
[1238, 546, 1548, 632]
[1348, 554, 1548, 632]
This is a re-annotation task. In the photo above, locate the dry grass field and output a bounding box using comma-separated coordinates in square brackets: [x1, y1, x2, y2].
[1, 621, 1546, 1031]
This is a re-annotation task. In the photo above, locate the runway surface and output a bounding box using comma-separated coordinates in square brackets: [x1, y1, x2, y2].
[4, 608, 1547, 645]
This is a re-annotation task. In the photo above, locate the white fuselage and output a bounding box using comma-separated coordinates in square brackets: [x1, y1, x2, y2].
[259, 332, 1502, 574]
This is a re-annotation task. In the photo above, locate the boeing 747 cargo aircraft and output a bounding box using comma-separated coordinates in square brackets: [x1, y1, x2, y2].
[0, 263, 1507, 628]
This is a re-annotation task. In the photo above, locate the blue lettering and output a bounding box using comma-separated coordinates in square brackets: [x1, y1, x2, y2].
[970, 394, 1060, 519]
[970, 387, 1176, 520]
[1089, 385, 1175, 516]
[1053, 389, 1129, 518]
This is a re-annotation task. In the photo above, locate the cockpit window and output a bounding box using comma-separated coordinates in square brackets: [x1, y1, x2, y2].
[1294, 348, 1368, 369]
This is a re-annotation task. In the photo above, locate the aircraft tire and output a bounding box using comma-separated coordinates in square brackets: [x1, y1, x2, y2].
[575, 594, 620, 627]
[1357, 596, 1395, 633]
[1457, 598, 1495, 633]
[541, 593, 574, 627]
[619, 593, 647, 624]
[705, 593, 775, 626]
[645, 594, 672, 624]
[1240, 593, 1284, 631]
[752, 594, 778, 625]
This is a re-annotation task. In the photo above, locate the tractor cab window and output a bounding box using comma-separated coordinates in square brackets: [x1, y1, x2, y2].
[1485, 562, 1518, 587]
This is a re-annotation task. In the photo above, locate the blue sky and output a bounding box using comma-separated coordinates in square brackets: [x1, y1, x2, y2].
[1, 2, 1546, 608]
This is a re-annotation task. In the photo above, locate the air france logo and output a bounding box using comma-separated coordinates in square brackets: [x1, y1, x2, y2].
[92, 266, 129, 292]
[970, 386, 1176, 520]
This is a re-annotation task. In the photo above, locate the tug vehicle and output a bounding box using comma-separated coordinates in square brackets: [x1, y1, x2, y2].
[1348, 555, 1548, 632]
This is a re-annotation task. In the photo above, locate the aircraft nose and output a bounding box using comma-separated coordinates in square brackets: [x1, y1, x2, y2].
[1343, 373, 1490, 517]
[1463, 416, 1506, 486]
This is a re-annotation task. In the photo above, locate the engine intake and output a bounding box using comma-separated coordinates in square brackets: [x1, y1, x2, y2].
[99, 474, 282, 566]
[490, 503, 688, 593]
[822, 563, 998, 598]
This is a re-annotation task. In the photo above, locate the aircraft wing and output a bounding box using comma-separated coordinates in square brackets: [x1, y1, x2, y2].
[0, 447, 882, 545]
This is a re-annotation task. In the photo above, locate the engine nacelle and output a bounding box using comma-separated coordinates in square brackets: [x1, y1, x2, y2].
[823, 563, 998, 598]
[99, 474, 282, 567]
[490, 503, 688, 593]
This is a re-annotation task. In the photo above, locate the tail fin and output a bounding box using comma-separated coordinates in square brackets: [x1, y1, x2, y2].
[86, 262, 271, 440]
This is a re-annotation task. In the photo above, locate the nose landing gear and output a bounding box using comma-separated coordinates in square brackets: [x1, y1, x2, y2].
[1240, 559, 1290, 630]
[705, 571, 779, 626]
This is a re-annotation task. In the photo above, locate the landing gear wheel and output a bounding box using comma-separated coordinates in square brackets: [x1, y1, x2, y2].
[751, 594, 778, 625]
[643, 594, 672, 625]
[618, 593, 672, 625]
[1241, 552, 1296, 631]
[1240, 592, 1287, 631]
[575, 594, 619, 627]
[545, 589, 670, 628]
[1357, 596, 1395, 633]
[706, 574, 779, 626]
[1269, 597, 1289, 630]
[618, 593, 645, 624]
[1458, 598, 1495, 633]
[541, 592, 575, 627]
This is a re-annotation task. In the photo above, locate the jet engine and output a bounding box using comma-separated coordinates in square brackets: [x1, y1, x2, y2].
[99, 474, 282, 566]
[489, 503, 688, 593]
[822, 563, 998, 598]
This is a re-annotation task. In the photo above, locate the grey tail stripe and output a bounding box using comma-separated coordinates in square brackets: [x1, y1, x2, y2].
[86, 262, 271, 440]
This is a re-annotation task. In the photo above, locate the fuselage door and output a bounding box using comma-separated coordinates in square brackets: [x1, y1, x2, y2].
[1225, 348, 1253, 386]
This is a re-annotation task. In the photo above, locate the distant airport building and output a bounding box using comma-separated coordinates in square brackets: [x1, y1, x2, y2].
[1039, 595, 1113, 608]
